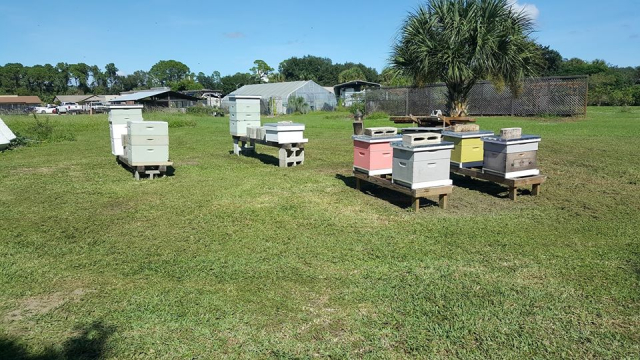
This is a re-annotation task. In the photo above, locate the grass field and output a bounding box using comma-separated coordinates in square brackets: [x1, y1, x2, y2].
[1, 107, 639, 359]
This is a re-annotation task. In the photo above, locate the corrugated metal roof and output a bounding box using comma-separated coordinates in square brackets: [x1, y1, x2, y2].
[224, 81, 311, 100]
[0, 96, 42, 104]
[110, 89, 171, 102]
[54, 95, 94, 103]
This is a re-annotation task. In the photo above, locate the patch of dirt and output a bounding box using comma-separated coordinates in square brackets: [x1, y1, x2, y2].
[3, 288, 95, 323]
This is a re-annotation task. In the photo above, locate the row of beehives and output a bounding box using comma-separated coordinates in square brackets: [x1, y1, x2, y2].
[108, 105, 170, 164]
[228, 95, 307, 144]
[353, 125, 541, 189]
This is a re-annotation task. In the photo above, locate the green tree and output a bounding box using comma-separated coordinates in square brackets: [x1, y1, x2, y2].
[391, 0, 538, 116]
[220, 72, 256, 95]
[149, 60, 190, 87]
[338, 67, 367, 83]
[250, 60, 274, 83]
[380, 67, 414, 86]
[104, 63, 119, 90]
[69, 63, 91, 93]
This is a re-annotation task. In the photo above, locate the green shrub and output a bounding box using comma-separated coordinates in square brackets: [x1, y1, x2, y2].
[186, 106, 225, 116]
[26, 117, 75, 143]
[365, 111, 389, 120]
[288, 96, 310, 114]
[167, 118, 197, 128]
[348, 102, 365, 115]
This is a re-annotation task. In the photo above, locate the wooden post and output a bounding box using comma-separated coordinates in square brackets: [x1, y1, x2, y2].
[412, 197, 420, 211]
[509, 186, 517, 201]
[439, 194, 448, 209]
[356, 178, 361, 191]
[532, 184, 541, 196]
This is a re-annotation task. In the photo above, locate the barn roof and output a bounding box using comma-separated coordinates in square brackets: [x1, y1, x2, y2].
[0, 96, 42, 104]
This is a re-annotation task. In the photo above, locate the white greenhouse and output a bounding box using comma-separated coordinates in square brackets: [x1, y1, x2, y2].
[221, 81, 336, 115]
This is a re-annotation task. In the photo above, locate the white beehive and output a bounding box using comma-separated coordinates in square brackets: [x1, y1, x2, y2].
[229, 96, 261, 136]
[125, 121, 170, 164]
[108, 105, 144, 156]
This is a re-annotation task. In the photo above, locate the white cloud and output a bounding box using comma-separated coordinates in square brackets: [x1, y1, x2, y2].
[508, 1, 540, 21]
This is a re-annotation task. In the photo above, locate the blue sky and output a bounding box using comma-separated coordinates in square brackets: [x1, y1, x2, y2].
[0, 0, 638, 76]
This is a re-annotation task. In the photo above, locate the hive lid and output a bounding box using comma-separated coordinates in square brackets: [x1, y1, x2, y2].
[390, 141, 454, 152]
[263, 122, 305, 131]
[482, 135, 541, 144]
[441, 130, 495, 138]
[352, 134, 402, 143]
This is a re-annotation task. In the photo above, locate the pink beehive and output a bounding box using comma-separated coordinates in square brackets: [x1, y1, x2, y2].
[353, 135, 401, 176]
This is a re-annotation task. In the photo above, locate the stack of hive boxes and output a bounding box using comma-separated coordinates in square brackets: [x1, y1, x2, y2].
[263, 122, 306, 143]
[229, 95, 261, 136]
[482, 128, 541, 179]
[352, 127, 401, 176]
[124, 121, 169, 164]
[108, 105, 144, 156]
[391, 133, 454, 189]
[442, 124, 494, 168]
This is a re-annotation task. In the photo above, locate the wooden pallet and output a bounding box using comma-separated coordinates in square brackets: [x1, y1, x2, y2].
[450, 165, 546, 201]
[116, 156, 172, 180]
[353, 171, 452, 211]
[232, 136, 307, 167]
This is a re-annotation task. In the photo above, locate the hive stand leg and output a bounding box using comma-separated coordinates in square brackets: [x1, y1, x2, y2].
[439, 194, 449, 209]
[412, 197, 420, 212]
[356, 178, 361, 191]
[532, 183, 541, 196]
[233, 138, 241, 155]
[509, 186, 518, 201]
[248, 140, 256, 154]
[278, 148, 288, 167]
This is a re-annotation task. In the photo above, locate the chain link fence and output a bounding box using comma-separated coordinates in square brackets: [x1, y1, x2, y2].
[365, 76, 588, 116]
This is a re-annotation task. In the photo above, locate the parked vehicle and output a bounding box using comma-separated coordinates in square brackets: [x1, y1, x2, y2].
[89, 102, 108, 113]
[33, 104, 58, 114]
[57, 102, 83, 114]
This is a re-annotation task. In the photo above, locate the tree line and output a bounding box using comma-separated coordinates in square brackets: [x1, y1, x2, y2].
[1, 51, 639, 106]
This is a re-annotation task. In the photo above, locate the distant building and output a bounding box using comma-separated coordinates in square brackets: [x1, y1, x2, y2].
[333, 80, 381, 106]
[109, 89, 200, 108]
[0, 95, 42, 112]
[181, 89, 223, 107]
[221, 81, 336, 114]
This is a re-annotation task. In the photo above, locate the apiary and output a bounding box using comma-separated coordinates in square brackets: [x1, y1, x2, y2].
[391, 133, 454, 189]
[263, 122, 306, 144]
[482, 134, 541, 179]
[442, 130, 495, 168]
[125, 121, 169, 164]
[108, 105, 144, 156]
[229, 95, 261, 136]
[353, 132, 402, 176]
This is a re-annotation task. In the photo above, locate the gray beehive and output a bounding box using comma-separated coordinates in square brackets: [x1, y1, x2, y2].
[391, 141, 454, 189]
[482, 135, 541, 178]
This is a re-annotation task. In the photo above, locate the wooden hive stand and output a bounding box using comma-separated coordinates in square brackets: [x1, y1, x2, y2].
[450, 165, 546, 201]
[353, 171, 452, 211]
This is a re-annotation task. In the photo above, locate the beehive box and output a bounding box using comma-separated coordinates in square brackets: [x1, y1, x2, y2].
[482, 135, 541, 178]
[263, 122, 306, 143]
[125, 121, 169, 164]
[108, 105, 144, 125]
[353, 134, 402, 176]
[391, 141, 454, 189]
[442, 130, 495, 168]
[229, 96, 261, 135]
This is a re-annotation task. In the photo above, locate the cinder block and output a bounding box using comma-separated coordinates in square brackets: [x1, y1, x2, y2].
[402, 132, 441, 146]
[364, 127, 397, 137]
[451, 124, 480, 132]
[500, 127, 522, 139]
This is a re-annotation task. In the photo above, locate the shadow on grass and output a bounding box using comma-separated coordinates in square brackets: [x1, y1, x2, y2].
[335, 174, 439, 209]
[0, 321, 114, 360]
[114, 156, 176, 179]
[450, 173, 513, 199]
[227, 150, 280, 167]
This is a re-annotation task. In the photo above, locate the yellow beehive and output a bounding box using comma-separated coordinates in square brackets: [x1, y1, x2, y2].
[442, 130, 494, 167]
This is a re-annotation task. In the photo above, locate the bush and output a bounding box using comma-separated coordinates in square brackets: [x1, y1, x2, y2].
[365, 111, 389, 120]
[186, 106, 225, 116]
[27, 117, 75, 143]
[288, 96, 310, 114]
[348, 102, 365, 115]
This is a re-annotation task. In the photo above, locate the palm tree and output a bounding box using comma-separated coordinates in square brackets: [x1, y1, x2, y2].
[391, 0, 538, 116]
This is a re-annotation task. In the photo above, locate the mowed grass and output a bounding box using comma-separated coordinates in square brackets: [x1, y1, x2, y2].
[0, 107, 639, 358]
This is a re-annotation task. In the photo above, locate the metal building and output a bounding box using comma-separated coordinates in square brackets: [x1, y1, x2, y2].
[221, 81, 336, 115]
